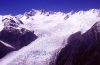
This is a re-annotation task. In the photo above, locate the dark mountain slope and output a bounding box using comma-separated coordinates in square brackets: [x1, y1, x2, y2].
[0, 18, 38, 59]
[56, 21, 100, 65]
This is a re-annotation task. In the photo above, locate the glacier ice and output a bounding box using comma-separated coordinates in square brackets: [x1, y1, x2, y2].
[0, 9, 100, 65]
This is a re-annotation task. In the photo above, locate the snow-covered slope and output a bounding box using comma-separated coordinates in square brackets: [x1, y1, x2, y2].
[0, 9, 100, 65]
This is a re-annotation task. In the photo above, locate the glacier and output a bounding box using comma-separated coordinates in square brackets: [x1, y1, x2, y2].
[0, 9, 100, 65]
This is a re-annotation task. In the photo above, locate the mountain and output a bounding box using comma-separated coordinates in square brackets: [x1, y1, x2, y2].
[0, 9, 100, 65]
[0, 15, 38, 59]
[56, 21, 100, 65]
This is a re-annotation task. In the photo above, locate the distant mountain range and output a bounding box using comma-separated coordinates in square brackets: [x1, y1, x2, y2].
[0, 9, 100, 65]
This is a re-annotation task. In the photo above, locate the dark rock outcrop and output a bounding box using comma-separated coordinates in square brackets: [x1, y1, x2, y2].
[24, 9, 36, 17]
[0, 27, 37, 59]
[2, 18, 23, 27]
[0, 41, 15, 59]
[40, 9, 46, 15]
[56, 21, 100, 65]
[0, 18, 38, 59]
[64, 15, 69, 20]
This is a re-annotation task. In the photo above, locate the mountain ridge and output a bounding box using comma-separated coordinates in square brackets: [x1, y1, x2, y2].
[0, 9, 100, 65]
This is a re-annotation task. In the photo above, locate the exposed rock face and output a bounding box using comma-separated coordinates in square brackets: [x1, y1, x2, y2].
[64, 15, 69, 20]
[0, 18, 38, 59]
[0, 41, 14, 59]
[56, 21, 100, 65]
[25, 9, 37, 16]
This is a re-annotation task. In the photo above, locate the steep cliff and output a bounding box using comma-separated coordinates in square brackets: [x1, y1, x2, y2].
[0, 17, 38, 59]
[56, 21, 100, 65]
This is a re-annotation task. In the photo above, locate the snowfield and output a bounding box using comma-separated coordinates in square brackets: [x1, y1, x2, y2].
[0, 9, 100, 65]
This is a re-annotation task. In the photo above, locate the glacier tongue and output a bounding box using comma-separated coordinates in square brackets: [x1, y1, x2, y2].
[0, 9, 100, 65]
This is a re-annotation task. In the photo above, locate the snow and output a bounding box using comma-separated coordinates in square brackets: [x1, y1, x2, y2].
[0, 16, 4, 31]
[0, 9, 100, 65]
[0, 40, 15, 49]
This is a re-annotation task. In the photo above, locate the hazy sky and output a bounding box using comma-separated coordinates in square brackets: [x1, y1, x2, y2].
[0, 0, 100, 16]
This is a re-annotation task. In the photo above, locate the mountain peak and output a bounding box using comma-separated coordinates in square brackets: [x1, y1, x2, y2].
[24, 9, 37, 17]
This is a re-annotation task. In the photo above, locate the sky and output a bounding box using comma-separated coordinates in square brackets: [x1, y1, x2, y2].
[0, 0, 100, 16]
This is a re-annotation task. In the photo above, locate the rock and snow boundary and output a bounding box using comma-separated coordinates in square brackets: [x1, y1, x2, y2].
[0, 9, 100, 65]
